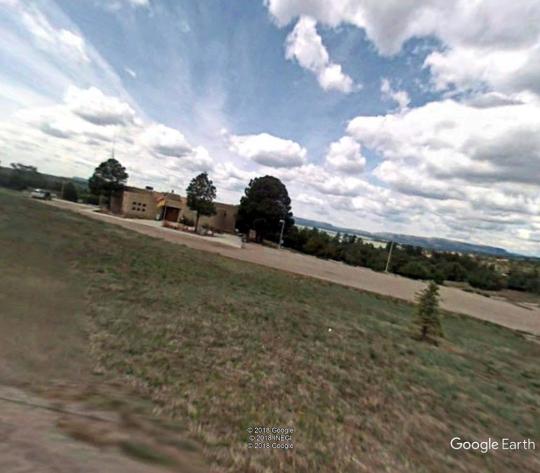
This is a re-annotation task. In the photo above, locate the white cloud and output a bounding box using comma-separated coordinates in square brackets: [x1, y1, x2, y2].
[125, 67, 137, 78]
[343, 96, 540, 252]
[184, 146, 214, 171]
[0, 2, 219, 196]
[229, 132, 307, 168]
[38, 121, 75, 140]
[16, 103, 116, 143]
[317, 64, 354, 93]
[325, 136, 366, 173]
[266, 0, 443, 54]
[100, 0, 150, 11]
[266, 1, 540, 53]
[65, 86, 137, 126]
[347, 98, 540, 186]
[465, 92, 524, 109]
[350, 90, 540, 245]
[424, 47, 532, 95]
[272, 163, 371, 197]
[285, 16, 328, 70]
[57, 30, 89, 62]
[2, 86, 214, 191]
[266, 1, 540, 97]
[140, 123, 192, 157]
[285, 16, 354, 93]
[20, 7, 90, 63]
[312, 175, 368, 197]
[139, 124, 214, 171]
[380, 78, 410, 111]
[295, 192, 325, 206]
[0, 0, 138, 122]
[213, 162, 256, 192]
[159, 145, 214, 172]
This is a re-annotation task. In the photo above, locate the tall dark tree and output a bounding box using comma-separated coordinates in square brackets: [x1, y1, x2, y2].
[237, 175, 294, 243]
[62, 181, 78, 202]
[186, 172, 216, 232]
[88, 158, 128, 207]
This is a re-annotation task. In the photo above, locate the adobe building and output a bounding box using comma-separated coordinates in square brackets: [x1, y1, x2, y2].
[110, 186, 238, 234]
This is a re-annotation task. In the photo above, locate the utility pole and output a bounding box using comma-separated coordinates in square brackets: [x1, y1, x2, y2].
[278, 218, 285, 249]
[385, 241, 394, 273]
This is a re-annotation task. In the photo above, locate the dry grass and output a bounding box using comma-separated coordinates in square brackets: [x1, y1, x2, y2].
[1, 189, 539, 472]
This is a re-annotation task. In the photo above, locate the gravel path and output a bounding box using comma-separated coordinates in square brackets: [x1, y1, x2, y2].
[46, 200, 540, 336]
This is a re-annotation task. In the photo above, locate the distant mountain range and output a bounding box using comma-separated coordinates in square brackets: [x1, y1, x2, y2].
[295, 217, 517, 257]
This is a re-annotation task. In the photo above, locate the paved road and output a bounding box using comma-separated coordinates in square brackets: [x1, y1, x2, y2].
[46, 200, 540, 336]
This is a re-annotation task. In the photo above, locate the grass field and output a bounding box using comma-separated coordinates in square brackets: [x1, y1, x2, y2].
[1, 189, 539, 472]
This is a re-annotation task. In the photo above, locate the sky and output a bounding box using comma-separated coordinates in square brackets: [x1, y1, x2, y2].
[1, 0, 539, 255]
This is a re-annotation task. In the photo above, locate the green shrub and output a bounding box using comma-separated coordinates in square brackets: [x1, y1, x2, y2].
[507, 268, 540, 293]
[468, 267, 504, 290]
[396, 261, 432, 280]
[180, 216, 195, 226]
[82, 194, 100, 205]
[441, 262, 467, 282]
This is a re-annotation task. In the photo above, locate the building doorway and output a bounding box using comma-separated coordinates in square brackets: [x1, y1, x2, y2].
[163, 206, 180, 222]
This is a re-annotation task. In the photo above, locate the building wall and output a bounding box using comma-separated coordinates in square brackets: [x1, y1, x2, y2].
[109, 192, 123, 214]
[121, 190, 159, 219]
[182, 202, 238, 233]
[114, 188, 238, 233]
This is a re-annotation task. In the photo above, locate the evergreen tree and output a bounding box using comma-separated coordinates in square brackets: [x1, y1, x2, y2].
[237, 175, 294, 243]
[411, 281, 444, 343]
[88, 158, 128, 208]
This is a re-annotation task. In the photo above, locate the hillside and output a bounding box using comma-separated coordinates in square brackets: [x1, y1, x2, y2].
[296, 217, 515, 257]
[1, 189, 538, 473]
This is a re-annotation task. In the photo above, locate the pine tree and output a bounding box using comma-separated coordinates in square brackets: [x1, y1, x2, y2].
[411, 281, 444, 343]
[88, 158, 128, 208]
[237, 175, 293, 243]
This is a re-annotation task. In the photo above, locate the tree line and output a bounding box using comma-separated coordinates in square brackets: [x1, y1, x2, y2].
[284, 226, 540, 294]
[0, 162, 85, 202]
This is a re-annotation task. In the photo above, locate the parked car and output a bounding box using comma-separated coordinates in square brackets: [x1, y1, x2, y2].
[30, 189, 52, 200]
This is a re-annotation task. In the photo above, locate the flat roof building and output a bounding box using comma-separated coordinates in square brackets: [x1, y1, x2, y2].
[110, 186, 238, 234]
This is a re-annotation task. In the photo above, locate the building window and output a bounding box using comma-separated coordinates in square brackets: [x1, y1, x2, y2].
[132, 201, 145, 212]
